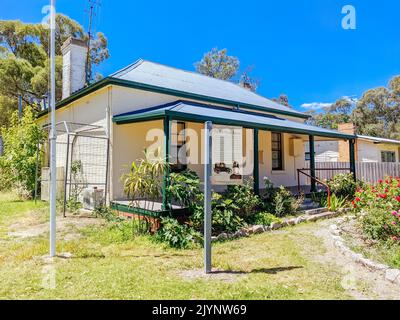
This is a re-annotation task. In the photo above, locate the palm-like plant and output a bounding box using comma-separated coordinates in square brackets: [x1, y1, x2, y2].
[122, 148, 168, 211]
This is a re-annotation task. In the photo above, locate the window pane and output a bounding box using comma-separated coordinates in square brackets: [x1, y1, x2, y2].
[271, 132, 283, 170]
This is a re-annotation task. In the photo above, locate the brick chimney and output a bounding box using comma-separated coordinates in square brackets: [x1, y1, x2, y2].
[61, 37, 88, 99]
[338, 122, 356, 135]
[338, 122, 358, 162]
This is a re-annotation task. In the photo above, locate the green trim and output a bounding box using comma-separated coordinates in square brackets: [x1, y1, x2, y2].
[349, 139, 356, 181]
[38, 76, 310, 120]
[37, 77, 111, 118]
[115, 109, 355, 139]
[253, 128, 259, 195]
[309, 135, 317, 193]
[110, 201, 188, 218]
[162, 116, 171, 210]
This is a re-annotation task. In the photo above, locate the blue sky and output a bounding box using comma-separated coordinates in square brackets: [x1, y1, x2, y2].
[1, 0, 399, 112]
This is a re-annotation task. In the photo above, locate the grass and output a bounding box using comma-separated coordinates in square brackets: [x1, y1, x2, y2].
[347, 240, 400, 269]
[0, 192, 354, 300]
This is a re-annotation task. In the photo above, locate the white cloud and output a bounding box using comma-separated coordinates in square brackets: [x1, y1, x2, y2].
[300, 102, 333, 110]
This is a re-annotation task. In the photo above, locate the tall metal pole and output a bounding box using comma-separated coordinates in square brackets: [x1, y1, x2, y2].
[49, 0, 57, 258]
[18, 94, 23, 119]
[204, 121, 212, 274]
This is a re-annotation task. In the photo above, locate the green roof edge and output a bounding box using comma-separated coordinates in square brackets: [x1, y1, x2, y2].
[38, 77, 311, 120]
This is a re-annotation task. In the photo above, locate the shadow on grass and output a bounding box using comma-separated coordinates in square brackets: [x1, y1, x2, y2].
[210, 266, 303, 275]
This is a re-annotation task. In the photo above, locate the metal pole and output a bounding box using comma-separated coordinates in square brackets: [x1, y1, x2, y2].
[63, 135, 70, 218]
[18, 94, 23, 119]
[34, 139, 40, 204]
[49, 0, 57, 258]
[204, 121, 212, 274]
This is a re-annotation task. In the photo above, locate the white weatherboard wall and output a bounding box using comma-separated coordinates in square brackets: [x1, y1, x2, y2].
[357, 140, 399, 162]
[259, 131, 306, 187]
[304, 140, 339, 162]
[38, 84, 312, 201]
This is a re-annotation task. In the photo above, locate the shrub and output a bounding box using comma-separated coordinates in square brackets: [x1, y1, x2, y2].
[272, 186, 302, 217]
[225, 179, 261, 218]
[0, 108, 43, 198]
[155, 217, 200, 249]
[327, 173, 358, 198]
[325, 194, 347, 211]
[167, 169, 202, 211]
[353, 176, 400, 213]
[191, 193, 245, 234]
[94, 205, 123, 223]
[122, 150, 167, 209]
[360, 208, 400, 242]
[311, 191, 327, 207]
[249, 211, 281, 226]
[352, 176, 400, 243]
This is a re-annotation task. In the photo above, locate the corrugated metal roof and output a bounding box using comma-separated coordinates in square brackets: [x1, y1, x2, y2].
[110, 59, 308, 118]
[113, 100, 355, 139]
[357, 135, 400, 145]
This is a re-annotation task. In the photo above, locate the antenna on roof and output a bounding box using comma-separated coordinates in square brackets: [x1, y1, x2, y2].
[85, 0, 102, 85]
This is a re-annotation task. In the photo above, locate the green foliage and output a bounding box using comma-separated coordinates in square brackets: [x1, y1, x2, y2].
[306, 76, 400, 139]
[326, 173, 358, 198]
[322, 194, 347, 211]
[67, 160, 85, 213]
[360, 208, 400, 242]
[353, 177, 400, 243]
[225, 179, 261, 218]
[155, 217, 200, 249]
[0, 16, 109, 127]
[249, 211, 282, 226]
[195, 47, 239, 80]
[122, 149, 167, 209]
[0, 108, 42, 198]
[167, 169, 201, 210]
[93, 205, 123, 223]
[211, 193, 245, 233]
[273, 186, 301, 217]
[311, 191, 327, 207]
[66, 198, 82, 214]
[305, 100, 352, 130]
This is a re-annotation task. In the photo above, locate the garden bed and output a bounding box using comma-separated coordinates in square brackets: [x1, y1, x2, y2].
[337, 217, 400, 270]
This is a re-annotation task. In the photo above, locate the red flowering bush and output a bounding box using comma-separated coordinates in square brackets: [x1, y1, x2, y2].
[353, 176, 400, 242]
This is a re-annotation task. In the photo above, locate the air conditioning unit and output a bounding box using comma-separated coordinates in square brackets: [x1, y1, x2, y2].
[289, 138, 303, 157]
[82, 187, 104, 210]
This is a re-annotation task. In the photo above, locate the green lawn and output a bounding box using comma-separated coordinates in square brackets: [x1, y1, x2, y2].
[0, 192, 354, 300]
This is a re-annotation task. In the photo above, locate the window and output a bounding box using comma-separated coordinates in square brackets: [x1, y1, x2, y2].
[305, 152, 311, 161]
[271, 132, 283, 170]
[171, 121, 187, 172]
[381, 151, 396, 163]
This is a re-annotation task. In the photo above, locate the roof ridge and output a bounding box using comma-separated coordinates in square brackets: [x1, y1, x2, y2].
[110, 58, 145, 78]
[115, 59, 300, 115]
